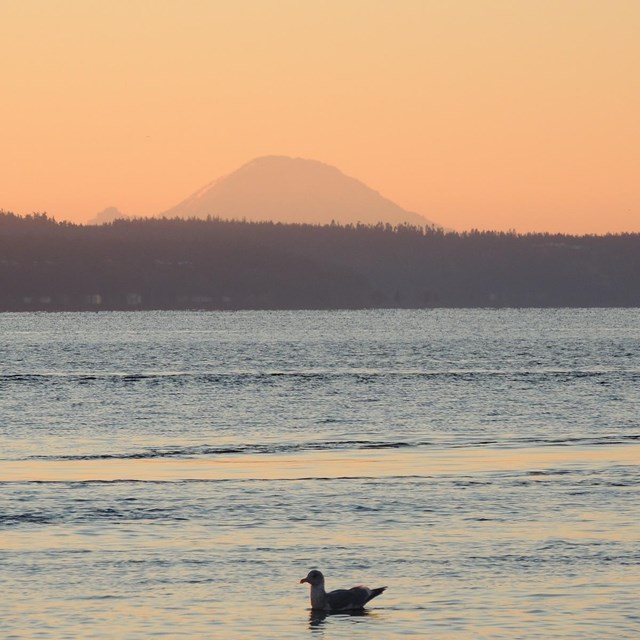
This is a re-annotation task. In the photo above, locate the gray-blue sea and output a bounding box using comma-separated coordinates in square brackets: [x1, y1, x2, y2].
[1, 309, 639, 639]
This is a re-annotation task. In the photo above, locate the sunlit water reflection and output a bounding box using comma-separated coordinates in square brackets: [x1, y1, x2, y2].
[1, 310, 639, 638]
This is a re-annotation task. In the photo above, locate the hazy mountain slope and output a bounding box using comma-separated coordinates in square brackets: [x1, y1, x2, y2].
[160, 156, 433, 227]
[87, 207, 129, 225]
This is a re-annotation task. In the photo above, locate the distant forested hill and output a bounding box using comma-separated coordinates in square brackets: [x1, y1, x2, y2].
[1, 211, 639, 310]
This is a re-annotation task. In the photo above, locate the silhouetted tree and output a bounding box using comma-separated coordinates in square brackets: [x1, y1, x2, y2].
[0, 211, 639, 310]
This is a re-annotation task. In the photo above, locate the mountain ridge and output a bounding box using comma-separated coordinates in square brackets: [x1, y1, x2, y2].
[159, 156, 434, 227]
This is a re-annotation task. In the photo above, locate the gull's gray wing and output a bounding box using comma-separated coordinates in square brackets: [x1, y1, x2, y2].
[326, 587, 372, 611]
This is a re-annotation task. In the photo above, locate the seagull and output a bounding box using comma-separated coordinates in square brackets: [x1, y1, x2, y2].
[300, 569, 387, 611]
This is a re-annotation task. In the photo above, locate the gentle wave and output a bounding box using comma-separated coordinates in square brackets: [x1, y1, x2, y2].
[2, 368, 640, 384]
[30, 439, 418, 460]
[0, 506, 188, 526]
[26, 434, 640, 461]
[2, 467, 639, 530]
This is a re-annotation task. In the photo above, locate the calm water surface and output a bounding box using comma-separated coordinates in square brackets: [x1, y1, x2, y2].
[1, 310, 639, 638]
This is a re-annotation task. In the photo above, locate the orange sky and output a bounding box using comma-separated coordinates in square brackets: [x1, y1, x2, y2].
[1, 0, 638, 234]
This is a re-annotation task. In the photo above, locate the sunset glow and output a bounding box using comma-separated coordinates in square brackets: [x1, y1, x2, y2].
[1, 1, 638, 233]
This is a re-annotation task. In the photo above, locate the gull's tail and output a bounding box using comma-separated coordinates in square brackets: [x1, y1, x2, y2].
[367, 586, 387, 602]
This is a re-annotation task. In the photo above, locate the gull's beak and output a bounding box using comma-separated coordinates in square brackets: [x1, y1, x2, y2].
[300, 578, 309, 584]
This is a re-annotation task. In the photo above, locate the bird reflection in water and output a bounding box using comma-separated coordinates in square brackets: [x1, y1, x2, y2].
[308, 608, 375, 630]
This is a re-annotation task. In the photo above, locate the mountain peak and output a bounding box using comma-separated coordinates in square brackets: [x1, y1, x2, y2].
[160, 156, 433, 227]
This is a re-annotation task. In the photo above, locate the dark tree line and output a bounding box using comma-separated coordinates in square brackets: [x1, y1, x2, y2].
[1, 210, 639, 310]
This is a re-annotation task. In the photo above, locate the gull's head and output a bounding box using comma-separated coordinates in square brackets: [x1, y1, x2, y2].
[300, 569, 324, 586]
